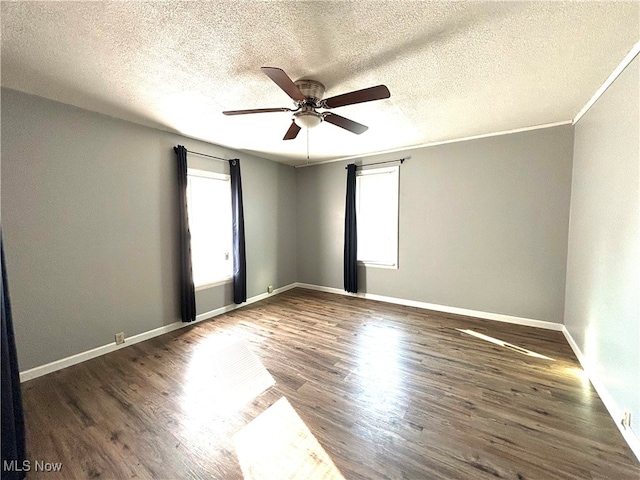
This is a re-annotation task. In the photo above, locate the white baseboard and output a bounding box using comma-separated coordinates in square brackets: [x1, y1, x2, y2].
[295, 282, 564, 331]
[19, 283, 297, 383]
[562, 326, 640, 462]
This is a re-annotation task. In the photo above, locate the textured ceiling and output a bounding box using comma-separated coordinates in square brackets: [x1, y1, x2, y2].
[1, 1, 638, 166]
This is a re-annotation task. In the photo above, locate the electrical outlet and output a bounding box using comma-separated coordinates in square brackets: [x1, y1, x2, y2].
[267, 285, 274, 294]
[622, 411, 631, 429]
[115, 332, 125, 345]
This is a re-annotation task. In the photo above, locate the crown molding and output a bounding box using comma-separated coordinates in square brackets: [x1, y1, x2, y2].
[573, 40, 640, 125]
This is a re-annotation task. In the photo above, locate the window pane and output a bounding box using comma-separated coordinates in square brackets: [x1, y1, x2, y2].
[356, 167, 399, 266]
[187, 173, 233, 287]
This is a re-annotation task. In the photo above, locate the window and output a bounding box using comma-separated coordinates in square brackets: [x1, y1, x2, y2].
[356, 166, 399, 268]
[186, 168, 233, 288]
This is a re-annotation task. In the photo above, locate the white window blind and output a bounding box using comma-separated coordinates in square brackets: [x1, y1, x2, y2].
[356, 166, 399, 268]
[186, 169, 233, 287]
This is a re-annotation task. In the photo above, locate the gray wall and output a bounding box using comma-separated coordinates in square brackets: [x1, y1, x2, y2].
[1, 88, 296, 370]
[564, 55, 639, 435]
[297, 125, 574, 323]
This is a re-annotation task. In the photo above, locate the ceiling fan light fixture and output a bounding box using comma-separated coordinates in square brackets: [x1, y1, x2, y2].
[294, 110, 322, 129]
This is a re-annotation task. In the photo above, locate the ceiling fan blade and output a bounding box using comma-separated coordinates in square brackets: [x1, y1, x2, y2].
[323, 113, 368, 134]
[283, 121, 301, 140]
[261, 67, 306, 102]
[323, 85, 390, 109]
[223, 107, 293, 116]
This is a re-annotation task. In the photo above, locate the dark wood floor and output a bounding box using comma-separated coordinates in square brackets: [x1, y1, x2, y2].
[21, 288, 639, 479]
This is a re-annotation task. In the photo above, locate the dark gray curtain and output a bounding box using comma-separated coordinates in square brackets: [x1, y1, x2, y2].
[229, 159, 247, 304]
[174, 145, 196, 322]
[1, 230, 27, 480]
[344, 164, 358, 293]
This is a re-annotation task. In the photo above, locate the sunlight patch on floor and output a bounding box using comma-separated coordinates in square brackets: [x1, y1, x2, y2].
[182, 336, 275, 432]
[354, 323, 402, 394]
[563, 366, 592, 389]
[457, 329, 555, 361]
[234, 397, 345, 480]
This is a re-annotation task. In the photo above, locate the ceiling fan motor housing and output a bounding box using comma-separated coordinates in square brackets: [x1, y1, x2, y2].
[294, 79, 325, 104]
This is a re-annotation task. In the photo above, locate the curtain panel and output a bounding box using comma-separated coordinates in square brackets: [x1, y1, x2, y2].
[174, 145, 196, 322]
[344, 164, 358, 293]
[1, 231, 27, 480]
[229, 159, 247, 304]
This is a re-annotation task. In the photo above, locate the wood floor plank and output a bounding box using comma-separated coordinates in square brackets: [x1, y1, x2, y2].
[20, 288, 639, 479]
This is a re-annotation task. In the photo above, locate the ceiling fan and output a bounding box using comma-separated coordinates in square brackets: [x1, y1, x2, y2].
[223, 67, 391, 140]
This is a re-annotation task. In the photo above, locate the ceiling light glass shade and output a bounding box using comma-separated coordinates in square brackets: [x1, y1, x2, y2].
[294, 111, 322, 129]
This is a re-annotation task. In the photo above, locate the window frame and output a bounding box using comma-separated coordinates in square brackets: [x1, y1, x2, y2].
[355, 165, 400, 269]
[186, 167, 234, 290]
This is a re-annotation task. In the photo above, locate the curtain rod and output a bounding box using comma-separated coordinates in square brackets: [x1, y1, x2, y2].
[187, 149, 236, 163]
[346, 157, 407, 169]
